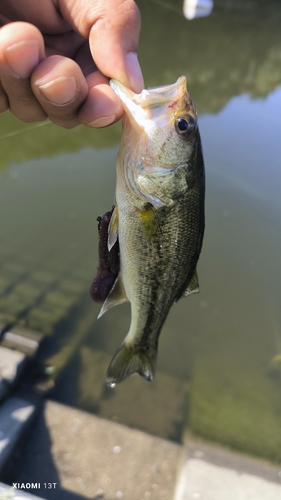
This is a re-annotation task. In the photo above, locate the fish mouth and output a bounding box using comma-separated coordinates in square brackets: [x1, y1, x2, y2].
[110, 76, 187, 129]
[110, 76, 186, 108]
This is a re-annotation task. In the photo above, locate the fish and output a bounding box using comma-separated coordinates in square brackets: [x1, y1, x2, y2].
[94, 76, 205, 386]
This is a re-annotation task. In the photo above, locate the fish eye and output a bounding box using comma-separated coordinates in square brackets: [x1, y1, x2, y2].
[175, 114, 196, 139]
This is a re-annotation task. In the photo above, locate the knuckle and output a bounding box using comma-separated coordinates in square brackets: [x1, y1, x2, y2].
[11, 108, 47, 123]
[50, 116, 79, 129]
[8, 94, 47, 122]
[91, 0, 140, 37]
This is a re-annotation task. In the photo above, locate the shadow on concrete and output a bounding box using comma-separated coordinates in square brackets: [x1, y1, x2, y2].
[0, 404, 103, 500]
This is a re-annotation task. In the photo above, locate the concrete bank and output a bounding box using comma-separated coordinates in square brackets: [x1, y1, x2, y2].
[1, 400, 281, 500]
[0, 483, 43, 499]
[1, 400, 183, 500]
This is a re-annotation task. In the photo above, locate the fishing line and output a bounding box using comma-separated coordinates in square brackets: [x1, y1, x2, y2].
[0, 120, 51, 142]
[151, 0, 181, 15]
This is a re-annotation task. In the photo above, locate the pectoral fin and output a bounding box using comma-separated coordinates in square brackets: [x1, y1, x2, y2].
[97, 274, 128, 318]
[183, 270, 200, 296]
[137, 165, 189, 208]
[108, 206, 119, 251]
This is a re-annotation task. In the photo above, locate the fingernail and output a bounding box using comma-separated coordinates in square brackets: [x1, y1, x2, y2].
[37, 76, 77, 104]
[5, 40, 39, 79]
[87, 114, 116, 128]
[125, 53, 144, 93]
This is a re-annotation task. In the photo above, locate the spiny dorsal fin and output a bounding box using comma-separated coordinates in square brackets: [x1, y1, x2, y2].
[183, 270, 200, 296]
[108, 206, 118, 251]
[97, 274, 128, 318]
[105, 342, 157, 387]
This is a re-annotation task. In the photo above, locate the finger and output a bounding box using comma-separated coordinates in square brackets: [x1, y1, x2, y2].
[76, 43, 123, 127]
[75, 42, 98, 77]
[0, 22, 46, 122]
[31, 54, 89, 128]
[90, 0, 143, 92]
[59, 0, 144, 92]
[0, 0, 70, 35]
[43, 31, 85, 59]
[78, 78, 123, 128]
[0, 82, 8, 113]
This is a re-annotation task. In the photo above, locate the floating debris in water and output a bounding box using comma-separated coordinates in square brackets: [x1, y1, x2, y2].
[45, 365, 56, 375]
[183, 0, 213, 20]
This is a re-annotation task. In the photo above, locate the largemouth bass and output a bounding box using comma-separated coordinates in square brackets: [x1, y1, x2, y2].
[93, 76, 205, 386]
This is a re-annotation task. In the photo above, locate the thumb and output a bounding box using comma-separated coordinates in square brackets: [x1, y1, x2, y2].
[59, 0, 144, 92]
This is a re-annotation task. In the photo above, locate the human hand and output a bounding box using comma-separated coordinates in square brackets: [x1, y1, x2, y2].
[0, 0, 143, 128]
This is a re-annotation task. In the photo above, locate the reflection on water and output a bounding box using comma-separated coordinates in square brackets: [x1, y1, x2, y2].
[140, 0, 281, 113]
[183, 0, 213, 20]
[188, 87, 281, 460]
[0, 0, 281, 463]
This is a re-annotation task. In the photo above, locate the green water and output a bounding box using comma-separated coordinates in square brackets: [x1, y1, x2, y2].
[0, 0, 281, 462]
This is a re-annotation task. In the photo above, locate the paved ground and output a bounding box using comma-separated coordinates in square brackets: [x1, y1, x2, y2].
[1, 339, 281, 500]
[1, 399, 281, 500]
[2, 400, 183, 500]
[0, 483, 43, 499]
[175, 438, 281, 500]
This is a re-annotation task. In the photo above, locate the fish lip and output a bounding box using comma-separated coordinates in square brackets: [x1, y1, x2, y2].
[110, 76, 187, 109]
[110, 76, 187, 130]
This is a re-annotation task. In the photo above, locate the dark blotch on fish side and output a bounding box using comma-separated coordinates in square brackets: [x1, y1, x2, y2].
[90, 207, 120, 303]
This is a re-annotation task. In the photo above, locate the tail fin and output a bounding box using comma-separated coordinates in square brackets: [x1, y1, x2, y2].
[105, 342, 157, 387]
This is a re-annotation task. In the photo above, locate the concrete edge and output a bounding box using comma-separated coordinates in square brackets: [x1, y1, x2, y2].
[0, 482, 44, 499]
[0, 395, 42, 473]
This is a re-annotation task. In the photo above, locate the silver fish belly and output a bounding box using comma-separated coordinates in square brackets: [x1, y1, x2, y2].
[94, 76, 205, 386]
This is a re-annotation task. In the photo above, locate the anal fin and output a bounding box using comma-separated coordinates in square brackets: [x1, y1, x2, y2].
[183, 270, 200, 296]
[97, 274, 128, 318]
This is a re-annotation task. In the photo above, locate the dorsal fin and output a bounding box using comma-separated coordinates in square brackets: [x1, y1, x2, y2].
[183, 270, 200, 296]
[97, 274, 128, 318]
